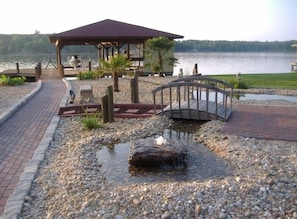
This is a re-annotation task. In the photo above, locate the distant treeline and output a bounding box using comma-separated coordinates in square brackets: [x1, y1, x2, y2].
[0, 33, 296, 55]
[0, 33, 97, 55]
[174, 40, 297, 52]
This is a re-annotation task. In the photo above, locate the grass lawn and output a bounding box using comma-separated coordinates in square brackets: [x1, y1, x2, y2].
[209, 73, 297, 89]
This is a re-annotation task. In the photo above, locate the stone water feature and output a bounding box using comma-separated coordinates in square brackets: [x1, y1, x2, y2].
[96, 120, 232, 184]
[129, 136, 187, 167]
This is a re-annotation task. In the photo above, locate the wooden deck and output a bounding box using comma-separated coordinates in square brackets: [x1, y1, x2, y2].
[1, 69, 39, 81]
[0, 64, 75, 81]
[1, 63, 42, 82]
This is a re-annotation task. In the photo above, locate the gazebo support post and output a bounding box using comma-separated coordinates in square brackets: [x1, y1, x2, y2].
[55, 41, 65, 77]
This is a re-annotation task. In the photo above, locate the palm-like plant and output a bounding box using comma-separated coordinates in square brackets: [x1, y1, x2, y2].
[100, 54, 132, 92]
[145, 36, 178, 77]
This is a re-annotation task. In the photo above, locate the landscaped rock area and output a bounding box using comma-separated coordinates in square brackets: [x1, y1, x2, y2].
[4, 77, 297, 218]
[20, 106, 297, 219]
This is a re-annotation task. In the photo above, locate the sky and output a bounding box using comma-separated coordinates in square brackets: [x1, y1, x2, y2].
[1, 0, 296, 41]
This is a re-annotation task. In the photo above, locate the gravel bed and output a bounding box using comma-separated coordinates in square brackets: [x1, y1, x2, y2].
[0, 82, 38, 115]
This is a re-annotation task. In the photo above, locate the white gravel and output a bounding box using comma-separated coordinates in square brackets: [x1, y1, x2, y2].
[1, 77, 297, 218]
[13, 77, 297, 219]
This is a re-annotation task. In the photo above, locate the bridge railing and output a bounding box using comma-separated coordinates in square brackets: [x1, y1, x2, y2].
[169, 75, 233, 108]
[152, 76, 233, 120]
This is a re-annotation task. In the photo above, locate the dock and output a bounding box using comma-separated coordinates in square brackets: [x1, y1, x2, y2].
[1, 62, 42, 82]
[0, 62, 82, 81]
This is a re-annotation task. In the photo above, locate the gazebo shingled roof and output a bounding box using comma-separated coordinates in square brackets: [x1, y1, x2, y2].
[49, 19, 183, 76]
[49, 19, 183, 43]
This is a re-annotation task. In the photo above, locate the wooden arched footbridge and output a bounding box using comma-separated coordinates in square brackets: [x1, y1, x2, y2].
[152, 76, 233, 121]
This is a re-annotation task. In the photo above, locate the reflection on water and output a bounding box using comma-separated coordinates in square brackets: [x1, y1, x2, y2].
[96, 120, 232, 185]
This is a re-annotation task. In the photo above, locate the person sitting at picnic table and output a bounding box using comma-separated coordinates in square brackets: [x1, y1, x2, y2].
[70, 55, 81, 69]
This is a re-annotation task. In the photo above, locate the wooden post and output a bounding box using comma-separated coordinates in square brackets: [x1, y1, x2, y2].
[106, 85, 114, 122]
[34, 66, 38, 81]
[38, 62, 42, 76]
[130, 78, 136, 103]
[36, 62, 42, 80]
[134, 70, 139, 103]
[60, 65, 65, 78]
[34, 65, 40, 82]
[130, 70, 139, 103]
[88, 61, 91, 71]
[101, 95, 109, 123]
[16, 62, 20, 74]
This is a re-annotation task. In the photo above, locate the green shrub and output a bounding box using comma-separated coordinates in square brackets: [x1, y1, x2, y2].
[228, 78, 248, 89]
[0, 74, 26, 86]
[80, 115, 103, 130]
[77, 70, 102, 80]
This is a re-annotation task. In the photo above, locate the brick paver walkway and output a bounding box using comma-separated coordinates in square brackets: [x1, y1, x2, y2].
[0, 70, 66, 214]
[222, 104, 297, 142]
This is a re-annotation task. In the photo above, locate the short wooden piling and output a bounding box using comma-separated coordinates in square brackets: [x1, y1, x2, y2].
[16, 63, 20, 74]
[101, 95, 109, 123]
[34, 63, 41, 81]
[88, 61, 92, 71]
[60, 65, 65, 78]
[106, 85, 114, 122]
[130, 73, 139, 103]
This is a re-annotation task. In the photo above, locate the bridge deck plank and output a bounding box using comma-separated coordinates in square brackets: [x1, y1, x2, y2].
[163, 100, 232, 121]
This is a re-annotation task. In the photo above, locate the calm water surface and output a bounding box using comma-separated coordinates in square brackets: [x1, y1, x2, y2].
[96, 120, 232, 185]
[174, 52, 297, 75]
[0, 52, 296, 75]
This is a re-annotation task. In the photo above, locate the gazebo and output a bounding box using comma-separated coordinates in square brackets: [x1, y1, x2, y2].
[49, 19, 183, 76]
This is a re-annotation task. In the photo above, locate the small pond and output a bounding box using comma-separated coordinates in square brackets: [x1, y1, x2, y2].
[96, 120, 232, 185]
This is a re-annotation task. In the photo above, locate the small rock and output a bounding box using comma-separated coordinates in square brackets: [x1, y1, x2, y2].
[162, 211, 171, 219]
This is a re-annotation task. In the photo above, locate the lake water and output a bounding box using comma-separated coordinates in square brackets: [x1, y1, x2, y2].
[174, 52, 297, 75]
[0, 52, 296, 75]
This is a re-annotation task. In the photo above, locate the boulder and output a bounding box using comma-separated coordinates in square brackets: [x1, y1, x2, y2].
[128, 137, 187, 167]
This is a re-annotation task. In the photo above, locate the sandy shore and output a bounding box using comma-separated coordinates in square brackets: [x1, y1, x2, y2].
[2, 77, 297, 218]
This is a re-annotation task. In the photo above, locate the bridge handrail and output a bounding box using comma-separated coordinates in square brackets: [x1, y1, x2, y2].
[169, 75, 233, 107]
[170, 75, 233, 91]
[152, 81, 228, 94]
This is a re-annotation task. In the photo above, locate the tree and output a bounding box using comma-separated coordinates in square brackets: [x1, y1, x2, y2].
[145, 36, 178, 77]
[100, 54, 132, 92]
